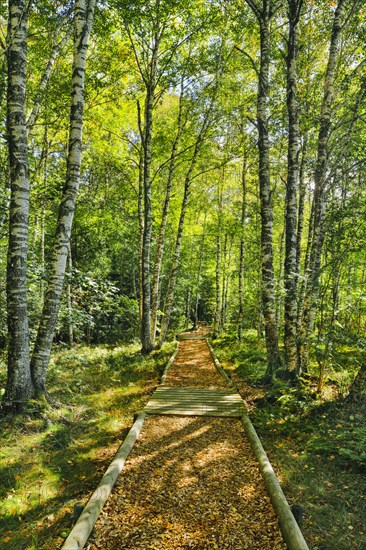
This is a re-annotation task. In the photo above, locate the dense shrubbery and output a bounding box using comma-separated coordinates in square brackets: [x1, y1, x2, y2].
[56, 272, 139, 344]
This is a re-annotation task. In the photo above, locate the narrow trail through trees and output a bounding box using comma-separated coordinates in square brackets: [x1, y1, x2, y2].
[90, 333, 286, 549]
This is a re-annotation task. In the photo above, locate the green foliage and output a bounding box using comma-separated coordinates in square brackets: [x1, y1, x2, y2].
[307, 418, 366, 470]
[57, 272, 139, 344]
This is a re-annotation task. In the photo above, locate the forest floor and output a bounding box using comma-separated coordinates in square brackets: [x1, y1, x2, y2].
[1, 330, 365, 549]
[90, 335, 285, 549]
[0, 342, 175, 550]
[213, 330, 366, 550]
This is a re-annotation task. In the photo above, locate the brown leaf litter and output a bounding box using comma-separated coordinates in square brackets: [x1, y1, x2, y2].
[90, 337, 286, 549]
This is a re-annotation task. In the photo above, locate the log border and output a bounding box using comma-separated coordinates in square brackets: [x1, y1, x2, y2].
[206, 338, 237, 390]
[61, 344, 178, 549]
[161, 343, 179, 384]
[61, 412, 147, 550]
[208, 339, 309, 550]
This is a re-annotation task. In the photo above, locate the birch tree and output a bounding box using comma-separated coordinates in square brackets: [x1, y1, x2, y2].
[298, 0, 350, 374]
[245, 0, 282, 377]
[3, 0, 32, 410]
[157, 105, 213, 347]
[150, 74, 188, 345]
[30, 0, 96, 395]
[283, 0, 302, 377]
[123, 0, 185, 353]
[238, 150, 248, 340]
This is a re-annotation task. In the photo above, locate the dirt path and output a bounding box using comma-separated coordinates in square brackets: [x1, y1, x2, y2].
[90, 337, 286, 549]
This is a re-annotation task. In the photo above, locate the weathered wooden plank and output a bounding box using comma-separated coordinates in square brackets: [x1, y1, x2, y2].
[146, 399, 244, 409]
[146, 396, 243, 402]
[144, 385, 245, 417]
[144, 408, 244, 417]
[177, 335, 206, 340]
[154, 387, 236, 394]
[155, 388, 235, 394]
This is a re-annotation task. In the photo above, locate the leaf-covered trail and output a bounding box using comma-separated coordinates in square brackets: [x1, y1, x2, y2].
[90, 336, 286, 549]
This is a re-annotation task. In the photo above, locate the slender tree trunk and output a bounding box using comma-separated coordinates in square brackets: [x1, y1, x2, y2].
[30, 0, 96, 395]
[27, 22, 70, 133]
[247, 0, 281, 377]
[275, 229, 285, 331]
[283, 0, 302, 377]
[150, 78, 186, 344]
[185, 287, 191, 328]
[296, 181, 313, 337]
[139, 28, 161, 353]
[221, 234, 228, 329]
[40, 129, 48, 303]
[140, 86, 155, 353]
[3, 0, 33, 410]
[157, 122, 208, 348]
[238, 156, 247, 340]
[298, 0, 347, 374]
[137, 128, 144, 322]
[194, 216, 206, 329]
[67, 243, 74, 345]
[295, 132, 307, 278]
[214, 233, 222, 336]
[222, 235, 232, 329]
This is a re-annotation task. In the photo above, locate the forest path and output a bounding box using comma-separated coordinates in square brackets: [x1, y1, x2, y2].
[90, 333, 286, 549]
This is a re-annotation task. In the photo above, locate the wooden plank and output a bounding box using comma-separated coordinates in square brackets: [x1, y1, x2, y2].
[155, 388, 235, 394]
[151, 396, 239, 401]
[144, 385, 245, 417]
[146, 403, 243, 408]
[144, 408, 244, 417]
[177, 335, 206, 340]
[154, 387, 236, 394]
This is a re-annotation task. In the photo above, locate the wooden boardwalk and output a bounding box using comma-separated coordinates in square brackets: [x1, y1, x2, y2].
[144, 386, 245, 416]
[144, 337, 246, 417]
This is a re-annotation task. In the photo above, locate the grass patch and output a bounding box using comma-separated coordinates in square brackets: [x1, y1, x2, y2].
[0, 341, 175, 549]
[212, 330, 366, 550]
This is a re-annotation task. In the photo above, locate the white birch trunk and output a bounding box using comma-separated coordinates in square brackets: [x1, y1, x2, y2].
[246, 0, 281, 377]
[284, 0, 302, 377]
[3, 0, 33, 409]
[30, 0, 96, 394]
[298, 0, 347, 373]
[150, 78, 186, 344]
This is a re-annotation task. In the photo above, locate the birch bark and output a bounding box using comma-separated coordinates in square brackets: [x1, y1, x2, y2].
[3, 0, 33, 409]
[214, 234, 222, 336]
[193, 216, 206, 329]
[30, 0, 96, 394]
[238, 155, 247, 340]
[157, 115, 210, 348]
[140, 46, 159, 354]
[283, 0, 302, 377]
[246, 0, 281, 376]
[150, 78, 186, 344]
[298, 0, 347, 374]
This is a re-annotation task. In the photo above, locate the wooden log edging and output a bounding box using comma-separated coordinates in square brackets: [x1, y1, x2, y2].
[207, 340, 308, 550]
[205, 339, 237, 390]
[241, 413, 309, 550]
[161, 343, 179, 384]
[61, 412, 147, 550]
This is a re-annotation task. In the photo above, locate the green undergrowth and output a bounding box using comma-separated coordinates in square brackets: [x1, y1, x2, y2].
[212, 330, 366, 550]
[0, 341, 175, 550]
